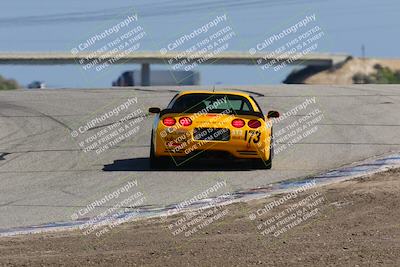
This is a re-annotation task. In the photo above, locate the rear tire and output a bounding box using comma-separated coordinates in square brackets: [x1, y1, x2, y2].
[150, 131, 170, 169]
[251, 156, 272, 169]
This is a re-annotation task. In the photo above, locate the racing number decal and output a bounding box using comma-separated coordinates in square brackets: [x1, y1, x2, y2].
[244, 130, 261, 144]
[232, 129, 243, 136]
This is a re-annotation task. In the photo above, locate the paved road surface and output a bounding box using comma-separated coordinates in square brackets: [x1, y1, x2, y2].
[0, 85, 399, 229]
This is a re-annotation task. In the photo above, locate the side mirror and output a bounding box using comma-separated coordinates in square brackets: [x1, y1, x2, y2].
[267, 110, 280, 118]
[148, 107, 161, 114]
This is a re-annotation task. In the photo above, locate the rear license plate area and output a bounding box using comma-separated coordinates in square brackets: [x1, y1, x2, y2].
[193, 128, 230, 141]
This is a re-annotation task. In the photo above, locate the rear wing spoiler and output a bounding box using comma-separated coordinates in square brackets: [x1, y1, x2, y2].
[159, 109, 265, 120]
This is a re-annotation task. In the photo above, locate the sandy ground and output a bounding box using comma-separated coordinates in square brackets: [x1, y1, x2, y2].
[1, 169, 400, 266]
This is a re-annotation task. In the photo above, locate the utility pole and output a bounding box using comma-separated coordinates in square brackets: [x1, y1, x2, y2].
[361, 44, 366, 60]
[361, 44, 367, 79]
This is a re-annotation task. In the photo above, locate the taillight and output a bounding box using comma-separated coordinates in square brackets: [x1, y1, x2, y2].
[179, 117, 192, 126]
[231, 119, 245, 128]
[248, 120, 261, 128]
[163, 117, 176, 126]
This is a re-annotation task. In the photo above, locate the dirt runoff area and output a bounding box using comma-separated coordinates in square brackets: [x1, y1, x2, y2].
[1, 169, 400, 267]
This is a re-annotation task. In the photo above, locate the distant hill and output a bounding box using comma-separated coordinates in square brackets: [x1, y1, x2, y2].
[284, 57, 400, 84]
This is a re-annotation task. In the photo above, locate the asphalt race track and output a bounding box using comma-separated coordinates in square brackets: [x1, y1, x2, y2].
[0, 85, 399, 230]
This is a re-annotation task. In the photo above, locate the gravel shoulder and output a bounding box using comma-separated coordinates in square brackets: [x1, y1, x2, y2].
[1, 169, 400, 266]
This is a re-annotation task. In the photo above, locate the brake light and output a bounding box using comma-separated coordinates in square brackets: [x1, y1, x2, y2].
[163, 117, 176, 126]
[231, 119, 245, 128]
[248, 120, 261, 128]
[179, 117, 192, 126]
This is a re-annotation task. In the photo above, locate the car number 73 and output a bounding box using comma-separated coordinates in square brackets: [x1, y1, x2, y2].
[244, 130, 261, 144]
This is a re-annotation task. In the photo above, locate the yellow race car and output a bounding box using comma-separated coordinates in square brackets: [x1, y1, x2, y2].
[148, 91, 279, 169]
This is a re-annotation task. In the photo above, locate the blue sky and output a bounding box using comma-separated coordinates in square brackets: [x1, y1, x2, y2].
[0, 0, 398, 88]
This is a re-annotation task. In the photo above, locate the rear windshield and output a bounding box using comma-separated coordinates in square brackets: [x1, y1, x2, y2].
[169, 94, 254, 114]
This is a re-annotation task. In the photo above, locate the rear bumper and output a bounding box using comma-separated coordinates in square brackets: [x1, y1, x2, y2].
[155, 138, 271, 160]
